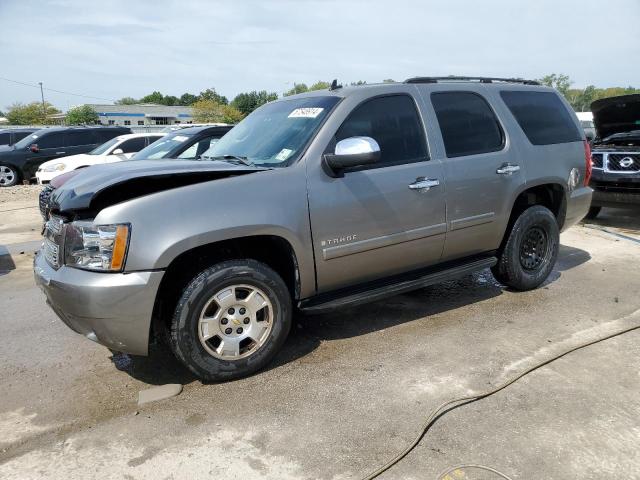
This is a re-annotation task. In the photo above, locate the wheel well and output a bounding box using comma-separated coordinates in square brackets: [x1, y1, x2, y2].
[500, 183, 565, 249]
[151, 235, 299, 342]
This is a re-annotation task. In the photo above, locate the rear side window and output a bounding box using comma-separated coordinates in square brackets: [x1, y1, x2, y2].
[13, 131, 31, 143]
[95, 130, 122, 143]
[335, 95, 427, 167]
[118, 137, 146, 153]
[0, 133, 10, 145]
[500, 91, 581, 145]
[38, 133, 65, 149]
[431, 92, 504, 158]
[65, 130, 95, 146]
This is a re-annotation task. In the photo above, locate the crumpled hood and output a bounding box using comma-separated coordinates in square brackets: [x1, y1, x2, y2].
[50, 159, 268, 213]
[591, 94, 640, 140]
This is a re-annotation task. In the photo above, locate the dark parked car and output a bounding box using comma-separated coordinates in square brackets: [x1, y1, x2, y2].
[0, 126, 130, 187]
[130, 125, 233, 161]
[588, 94, 640, 218]
[0, 128, 38, 148]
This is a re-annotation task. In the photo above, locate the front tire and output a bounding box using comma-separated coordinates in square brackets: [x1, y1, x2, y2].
[492, 205, 559, 291]
[169, 259, 292, 382]
[0, 165, 19, 187]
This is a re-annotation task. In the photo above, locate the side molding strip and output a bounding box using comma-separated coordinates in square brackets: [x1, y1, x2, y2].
[322, 223, 447, 260]
[450, 212, 495, 231]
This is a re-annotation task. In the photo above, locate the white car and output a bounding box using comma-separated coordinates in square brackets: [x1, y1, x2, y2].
[36, 133, 165, 184]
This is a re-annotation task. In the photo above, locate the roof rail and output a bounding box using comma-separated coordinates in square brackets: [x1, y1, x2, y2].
[404, 76, 540, 86]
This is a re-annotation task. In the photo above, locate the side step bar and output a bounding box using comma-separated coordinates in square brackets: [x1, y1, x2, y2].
[299, 256, 497, 314]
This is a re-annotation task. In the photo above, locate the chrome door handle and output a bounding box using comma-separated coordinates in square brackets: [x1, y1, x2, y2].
[56, 151, 66, 155]
[496, 163, 520, 175]
[409, 177, 440, 191]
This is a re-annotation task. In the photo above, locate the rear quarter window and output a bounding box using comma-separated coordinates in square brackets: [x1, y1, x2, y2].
[500, 91, 581, 145]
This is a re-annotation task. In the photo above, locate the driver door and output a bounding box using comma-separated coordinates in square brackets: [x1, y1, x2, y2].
[307, 94, 446, 293]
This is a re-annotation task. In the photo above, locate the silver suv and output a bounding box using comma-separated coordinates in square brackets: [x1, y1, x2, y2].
[34, 77, 592, 381]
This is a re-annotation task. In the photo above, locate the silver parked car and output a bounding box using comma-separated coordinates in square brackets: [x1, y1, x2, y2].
[34, 77, 592, 381]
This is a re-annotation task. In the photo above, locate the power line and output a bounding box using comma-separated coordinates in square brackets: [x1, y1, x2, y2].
[0, 76, 115, 102]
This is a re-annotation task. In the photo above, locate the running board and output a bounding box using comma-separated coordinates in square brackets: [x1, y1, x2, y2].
[299, 256, 497, 313]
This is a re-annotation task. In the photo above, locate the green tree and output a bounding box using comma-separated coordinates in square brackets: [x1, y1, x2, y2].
[284, 83, 309, 96]
[65, 105, 99, 125]
[198, 88, 228, 105]
[220, 104, 245, 124]
[192, 99, 243, 124]
[140, 91, 165, 104]
[179, 93, 198, 106]
[6, 102, 60, 125]
[537, 73, 572, 96]
[309, 81, 331, 91]
[231, 90, 278, 115]
[115, 96, 139, 105]
[161, 95, 179, 106]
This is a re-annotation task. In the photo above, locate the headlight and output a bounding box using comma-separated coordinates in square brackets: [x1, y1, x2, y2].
[41, 163, 66, 172]
[64, 222, 130, 271]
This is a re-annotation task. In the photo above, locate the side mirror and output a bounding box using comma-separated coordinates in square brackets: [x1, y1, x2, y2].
[322, 136, 381, 177]
[111, 148, 124, 155]
[30, 144, 39, 153]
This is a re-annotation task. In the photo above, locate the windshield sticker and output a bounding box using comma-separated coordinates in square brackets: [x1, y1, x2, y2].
[288, 107, 324, 119]
[173, 135, 188, 142]
[275, 148, 294, 161]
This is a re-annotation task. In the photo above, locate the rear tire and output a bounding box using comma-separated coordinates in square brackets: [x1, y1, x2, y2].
[585, 206, 601, 220]
[0, 165, 19, 187]
[169, 259, 292, 382]
[492, 205, 559, 291]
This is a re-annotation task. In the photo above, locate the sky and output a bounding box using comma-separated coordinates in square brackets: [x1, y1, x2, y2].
[1, 0, 639, 112]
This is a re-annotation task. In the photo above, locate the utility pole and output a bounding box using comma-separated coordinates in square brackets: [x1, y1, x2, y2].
[38, 82, 46, 122]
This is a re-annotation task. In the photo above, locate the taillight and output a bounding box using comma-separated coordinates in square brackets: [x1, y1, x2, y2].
[583, 140, 592, 186]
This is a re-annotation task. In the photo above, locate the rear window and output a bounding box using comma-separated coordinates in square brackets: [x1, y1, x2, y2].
[500, 91, 581, 145]
[431, 92, 504, 157]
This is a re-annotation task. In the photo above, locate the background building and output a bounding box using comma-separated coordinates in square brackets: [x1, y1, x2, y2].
[86, 104, 194, 127]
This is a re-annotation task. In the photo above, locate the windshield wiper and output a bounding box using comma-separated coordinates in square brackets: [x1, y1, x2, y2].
[206, 154, 256, 167]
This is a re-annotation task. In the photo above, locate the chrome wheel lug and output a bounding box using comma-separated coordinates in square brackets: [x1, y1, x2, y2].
[228, 308, 235, 315]
[243, 318, 250, 324]
[239, 307, 246, 315]
[236, 327, 243, 334]
[221, 318, 228, 325]
[224, 327, 232, 335]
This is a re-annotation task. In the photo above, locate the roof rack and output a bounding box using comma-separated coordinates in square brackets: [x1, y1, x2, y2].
[404, 76, 540, 86]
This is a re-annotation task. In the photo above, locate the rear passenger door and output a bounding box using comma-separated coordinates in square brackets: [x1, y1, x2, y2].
[428, 90, 524, 260]
[307, 94, 447, 293]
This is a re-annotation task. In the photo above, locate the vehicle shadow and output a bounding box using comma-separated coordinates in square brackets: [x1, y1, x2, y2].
[115, 244, 591, 386]
[0, 246, 16, 276]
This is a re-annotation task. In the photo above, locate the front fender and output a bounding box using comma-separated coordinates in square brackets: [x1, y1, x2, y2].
[93, 165, 316, 297]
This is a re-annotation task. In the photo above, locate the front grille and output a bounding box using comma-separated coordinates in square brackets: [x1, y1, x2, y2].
[43, 215, 65, 269]
[591, 153, 603, 169]
[43, 238, 60, 267]
[608, 154, 640, 172]
[39, 184, 55, 221]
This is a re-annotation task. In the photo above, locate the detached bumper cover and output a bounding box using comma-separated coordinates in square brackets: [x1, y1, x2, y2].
[34, 251, 164, 355]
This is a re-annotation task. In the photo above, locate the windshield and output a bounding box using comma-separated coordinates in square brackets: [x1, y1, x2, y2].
[131, 132, 193, 159]
[89, 137, 120, 155]
[201, 96, 340, 167]
[14, 130, 46, 149]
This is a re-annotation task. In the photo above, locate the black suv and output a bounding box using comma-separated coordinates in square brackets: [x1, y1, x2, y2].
[588, 94, 640, 218]
[0, 128, 38, 148]
[0, 126, 130, 187]
[130, 125, 232, 161]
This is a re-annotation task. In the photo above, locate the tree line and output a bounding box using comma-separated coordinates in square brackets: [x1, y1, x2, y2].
[4, 75, 640, 125]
